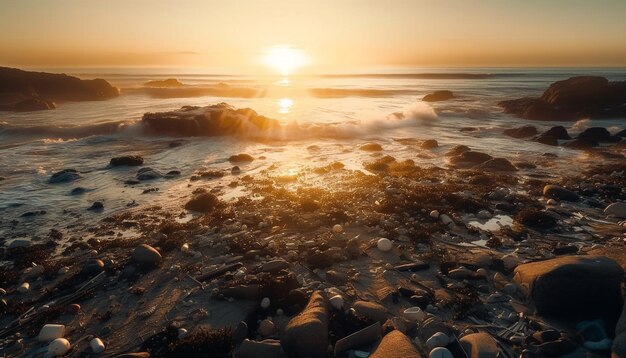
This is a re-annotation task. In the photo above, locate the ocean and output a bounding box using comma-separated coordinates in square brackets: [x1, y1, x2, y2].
[1, 67, 625, 239]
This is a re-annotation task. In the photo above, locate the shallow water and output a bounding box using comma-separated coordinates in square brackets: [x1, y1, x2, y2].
[1, 67, 625, 238]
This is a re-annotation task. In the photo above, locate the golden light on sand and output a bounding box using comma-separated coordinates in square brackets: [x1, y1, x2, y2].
[264, 46, 307, 75]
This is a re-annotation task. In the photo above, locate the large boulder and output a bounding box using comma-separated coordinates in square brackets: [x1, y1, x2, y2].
[49, 169, 81, 184]
[144, 78, 184, 88]
[577, 127, 621, 143]
[499, 76, 626, 121]
[370, 330, 421, 358]
[503, 125, 538, 139]
[542, 185, 580, 202]
[185, 192, 220, 213]
[473, 158, 518, 172]
[423, 90, 454, 102]
[110, 156, 144, 166]
[142, 103, 280, 137]
[513, 256, 623, 318]
[0, 67, 118, 112]
[281, 291, 328, 358]
[447, 151, 492, 168]
[543, 126, 571, 140]
[460, 332, 501, 358]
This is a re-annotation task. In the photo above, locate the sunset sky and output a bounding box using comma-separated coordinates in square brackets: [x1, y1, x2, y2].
[2, 0, 626, 71]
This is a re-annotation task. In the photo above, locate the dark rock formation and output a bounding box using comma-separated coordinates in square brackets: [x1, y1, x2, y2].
[503, 125, 538, 138]
[0, 67, 119, 112]
[144, 78, 184, 87]
[420, 139, 439, 149]
[543, 185, 580, 202]
[577, 127, 621, 142]
[513, 256, 623, 318]
[474, 158, 518, 172]
[185, 192, 220, 213]
[49, 169, 81, 184]
[543, 126, 571, 139]
[499, 76, 626, 120]
[142, 103, 280, 137]
[110, 156, 144, 166]
[447, 151, 492, 168]
[422, 90, 454, 102]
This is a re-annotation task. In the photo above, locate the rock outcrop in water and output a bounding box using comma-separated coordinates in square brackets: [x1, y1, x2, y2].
[142, 103, 280, 137]
[499, 76, 626, 121]
[422, 90, 454, 102]
[144, 78, 184, 87]
[0, 67, 119, 112]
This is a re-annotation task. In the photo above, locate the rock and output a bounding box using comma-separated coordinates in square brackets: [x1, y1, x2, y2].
[136, 167, 162, 180]
[132, 244, 162, 267]
[578, 127, 621, 142]
[329, 295, 344, 310]
[448, 151, 492, 168]
[544, 126, 571, 139]
[371, 330, 420, 358]
[534, 134, 559, 146]
[423, 90, 454, 102]
[403, 307, 426, 322]
[81, 259, 105, 275]
[604, 202, 626, 218]
[326, 270, 349, 285]
[258, 319, 276, 337]
[448, 267, 476, 280]
[185, 192, 220, 213]
[144, 78, 184, 87]
[38, 324, 66, 342]
[142, 103, 280, 137]
[88, 201, 104, 211]
[499, 76, 626, 121]
[360, 143, 383, 151]
[0, 67, 118, 112]
[445, 145, 470, 157]
[426, 332, 450, 350]
[513, 255, 623, 317]
[504, 125, 538, 138]
[564, 138, 598, 149]
[260, 297, 271, 309]
[440, 214, 453, 226]
[90, 337, 106, 353]
[332, 224, 343, 233]
[281, 291, 328, 358]
[460, 332, 501, 358]
[229, 153, 254, 162]
[502, 254, 519, 270]
[237, 339, 286, 358]
[0, 97, 56, 111]
[543, 185, 580, 202]
[177, 328, 188, 339]
[354, 301, 387, 323]
[430, 347, 453, 358]
[48, 338, 71, 356]
[49, 169, 81, 183]
[18, 282, 29, 293]
[67, 304, 81, 314]
[430, 210, 439, 218]
[377, 238, 393, 252]
[477, 210, 491, 219]
[421, 140, 439, 149]
[260, 259, 289, 273]
[110, 156, 144, 166]
[334, 322, 381, 355]
[8, 239, 31, 249]
[233, 321, 248, 345]
[473, 158, 518, 172]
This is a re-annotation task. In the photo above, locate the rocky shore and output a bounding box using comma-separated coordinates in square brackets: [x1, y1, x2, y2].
[1, 101, 625, 357]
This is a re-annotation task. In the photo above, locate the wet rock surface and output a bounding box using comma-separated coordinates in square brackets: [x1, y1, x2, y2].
[423, 90, 454, 102]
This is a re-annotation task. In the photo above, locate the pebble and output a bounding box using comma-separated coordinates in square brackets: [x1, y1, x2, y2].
[430, 210, 440, 218]
[477, 210, 492, 220]
[260, 297, 271, 309]
[502, 254, 519, 270]
[426, 332, 450, 350]
[132, 244, 162, 266]
[177, 328, 188, 339]
[547, 199, 558, 205]
[18, 282, 29, 293]
[332, 224, 344, 233]
[448, 267, 475, 280]
[476, 268, 488, 277]
[503, 283, 517, 294]
[90, 337, 106, 353]
[440, 214, 454, 226]
[330, 295, 344, 310]
[0, 288, 5, 295]
[403, 306, 426, 322]
[48, 338, 71, 356]
[38, 324, 65, 342]
[377, 238, 393, 252]
[258, 319, 276, 337]
[429, 347, 453, 358]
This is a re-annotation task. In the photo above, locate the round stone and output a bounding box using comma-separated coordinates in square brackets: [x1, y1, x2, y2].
[48, 338, 71, 356]
[132, 244, 162, 266]
[329, 295, 344, 310]
[332, 224, 343, 233]
[260, 297, 271, 309]
[377, 238, 393, 252]
[90, 337, 106, 353]
[258, 319, 275, 337]
[426, 332, 450, 350]
[430, 210, 440, 218]
[429, 347, 453, 358]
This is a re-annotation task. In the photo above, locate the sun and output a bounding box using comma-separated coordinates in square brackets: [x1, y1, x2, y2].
[263, 45, 307, 75]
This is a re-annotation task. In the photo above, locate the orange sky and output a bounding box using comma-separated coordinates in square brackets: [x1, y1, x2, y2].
[2, 0, 626, 71]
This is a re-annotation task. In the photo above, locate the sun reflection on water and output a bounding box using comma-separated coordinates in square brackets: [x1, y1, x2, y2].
[278, 98, 294, 114]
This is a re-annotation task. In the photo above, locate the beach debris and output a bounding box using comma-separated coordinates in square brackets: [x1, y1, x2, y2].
[403, 307, 426, 322]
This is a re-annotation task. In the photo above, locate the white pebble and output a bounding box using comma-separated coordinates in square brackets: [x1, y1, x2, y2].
[426, 332, 450, 350]
[429, 347, 453, 358]
[377, 238, 393, 252]
[260, 297, 271, 309]
[332, 224, 343, 233]
[38, 324, 65, 342]
[90, 337, 105, 353]
[429, 210, 439, 218]
[329, 295, 344, 310]
[18, 282, 30, 293]
[177, 328, 188, 339]
[48, 338, 71, 356]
